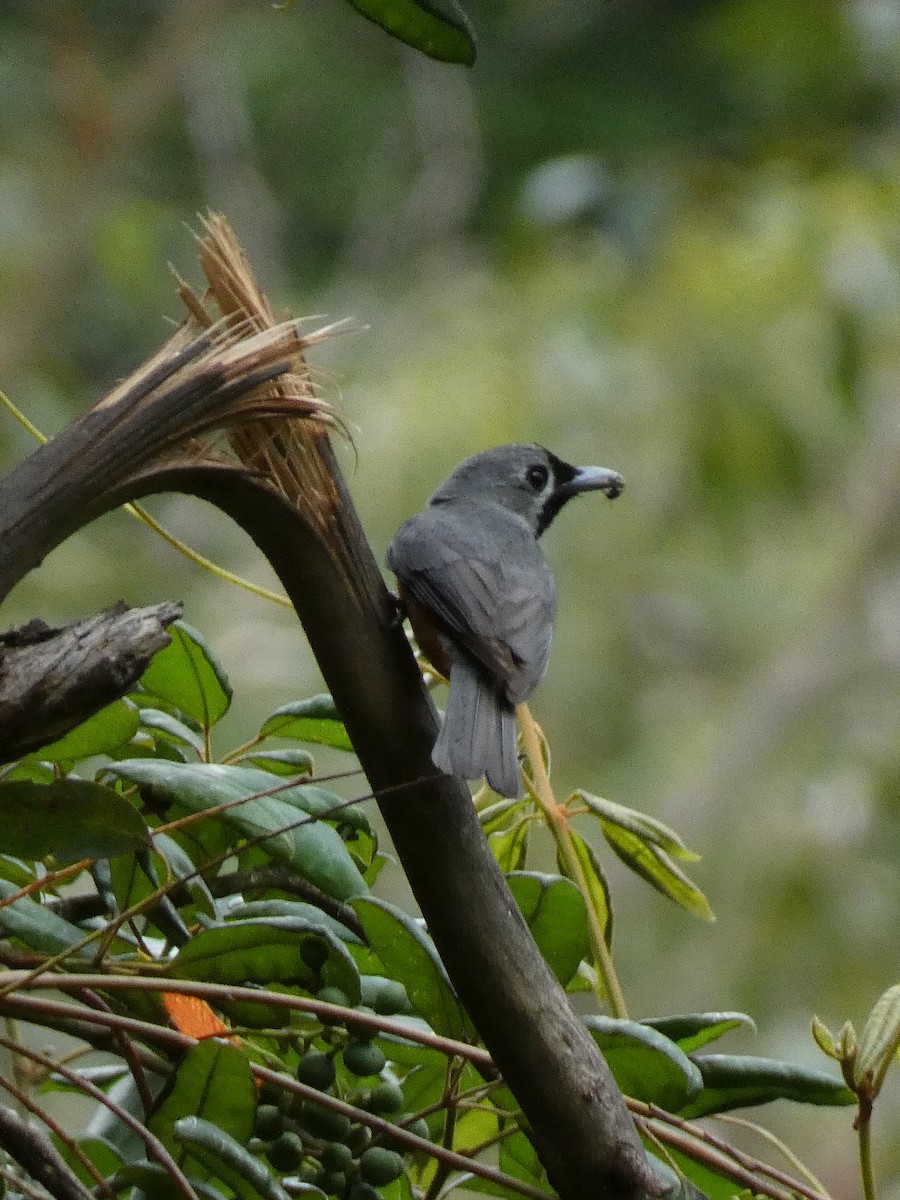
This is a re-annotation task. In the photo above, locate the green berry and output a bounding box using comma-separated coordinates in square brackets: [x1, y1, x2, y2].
[317, 985, 349, 1006]
[374, 980, 412, 1016]
[299, 1101, 352, 1143]
[346, 1123, 371, 1155]
[359, 1147, 404, 1186]
[267, 1131, 305, 1173]
[317, 985, 350, 1023]
[347, 1186, 381, 1200]
[254, 1103, 284, 1140]
[368, 1083, 404, 1115]
[258, 1078, 286, 1109]
[296, 1051, 336, 1091]
[343, 1040, 385, 1077]
[320, 1142, 353, 1172]
[313, 1170, 346, 1196]
[345, 1005, 379, 1041]
[408, 1117, 430, 1141]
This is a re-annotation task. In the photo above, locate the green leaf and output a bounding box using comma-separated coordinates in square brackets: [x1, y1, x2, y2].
[556, 829, 613, 948]
[649, 1147, 752, 1200]
[487, 817, 530, 873]
[154, 832, 216, 916]
[170, 919, 361, 1003]
[506, 872, 589, 986]
[811, 1014, 838, 1060]
[585, 808, 714, 921]
[229, 899, 362, 945]
[0, 779, 148, 863]
[499, 1129, 547, 1191]
[107, 760, 368, 900]
[174, 1116, 308, 1200]
[116, 1161, 226, 1200]
[577, 791, 698, 860]
[258, 696, 353, 752]
[679, 1054, 855, 1118]
[642, 1012, 755, 1054]
[139, 621, 232, 728]
[236, 748, 314, 777]
[139, 708, 206, 756]
[25, 699, 139, 763]
[478, 797, 524, 835]
[351, 896, 470, 1040]
[149, 1040, 255, 1161]
[0, 856, 37, 888]
[856, 982, 900, 1095]
[0, 878, 90, 955]
[51, 1135, 123, 1188]
[583, 1016, 703, 1110]
[341, 0, 475, 65]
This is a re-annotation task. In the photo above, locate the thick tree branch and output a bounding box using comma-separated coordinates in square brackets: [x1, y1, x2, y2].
[0, 601, 182, 763]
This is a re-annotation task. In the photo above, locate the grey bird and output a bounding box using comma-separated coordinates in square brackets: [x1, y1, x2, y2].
[387, 444, 624, 798]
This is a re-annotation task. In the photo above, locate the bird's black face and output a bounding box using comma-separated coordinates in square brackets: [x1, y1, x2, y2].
[534, 450, 624, 536]
[429, 444, 624, 538]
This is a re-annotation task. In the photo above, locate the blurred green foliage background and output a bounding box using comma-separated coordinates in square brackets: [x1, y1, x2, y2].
[2, 0, 900, 1191]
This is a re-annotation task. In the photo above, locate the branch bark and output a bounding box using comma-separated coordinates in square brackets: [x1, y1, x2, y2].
[0, 1105, 92, 1200]
[0, 601, 182, 763]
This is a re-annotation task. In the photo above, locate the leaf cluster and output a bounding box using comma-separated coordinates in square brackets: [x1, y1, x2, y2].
[0, 622, 864, 1200]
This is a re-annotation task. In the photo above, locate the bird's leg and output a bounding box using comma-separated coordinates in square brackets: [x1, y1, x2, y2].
[386, 588, 406, 629]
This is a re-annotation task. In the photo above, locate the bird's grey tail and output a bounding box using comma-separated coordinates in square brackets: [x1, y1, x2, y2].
[432, 657, 522, 798]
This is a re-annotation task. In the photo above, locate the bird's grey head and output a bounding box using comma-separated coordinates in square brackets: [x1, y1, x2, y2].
[429, 444, 624, 537]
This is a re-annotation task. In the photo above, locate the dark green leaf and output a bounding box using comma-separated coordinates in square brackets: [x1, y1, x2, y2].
[139, 621, 232, 728]
[258, 696, 353, 752]
[499, 1129, 546, 1191]
[679, 1054, 855, 1118]
[229, 899, 362, 944]
[583, 1016, 703, 1110]
[351, 896, 470, 1039]
[154, 832, 216, 916]
[642, 1012, 755, 1054]
[171, 919, 361, 1002]
[236, 748, 314, 777]
[117, 1160, 226, 1200]
[149, 1040, 255, 1160]
[0, 878, 89, 955]
[557, 830, 612, 948]
[646, 1148, 751, 1200]
[506, 872, 589, 986]
[51, 1135, 123, 1188]
[341, 0, 475, 65]
[139, 708, 205, 756]
[25, 700, 139, 763]
[0, 779, 148, 863]
[107, 760, 368, 900]
[175, 1116, 313, 1200]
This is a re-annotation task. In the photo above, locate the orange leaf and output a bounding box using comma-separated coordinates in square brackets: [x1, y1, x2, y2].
[162, 992, 239, 1045]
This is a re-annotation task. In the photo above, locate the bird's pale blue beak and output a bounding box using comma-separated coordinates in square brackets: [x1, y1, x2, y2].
[561, 465, 624, 500]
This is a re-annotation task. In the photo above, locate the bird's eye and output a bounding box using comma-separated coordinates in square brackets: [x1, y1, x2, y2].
[525, 463, 549, 490]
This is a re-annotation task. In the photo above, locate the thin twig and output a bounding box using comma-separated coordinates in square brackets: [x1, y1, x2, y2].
[515, 701, 628, 1018]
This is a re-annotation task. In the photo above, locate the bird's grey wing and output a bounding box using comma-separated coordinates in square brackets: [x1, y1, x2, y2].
[388, 507, 556, 703]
